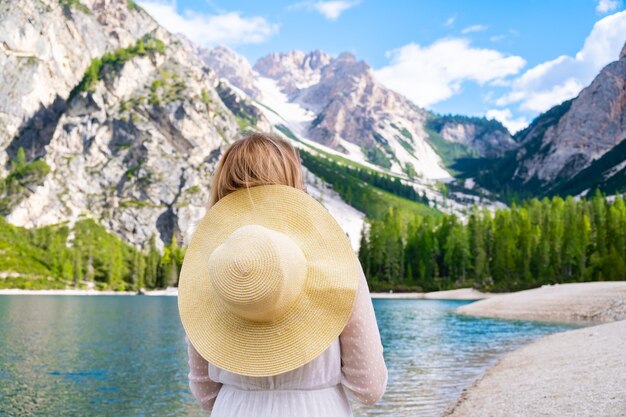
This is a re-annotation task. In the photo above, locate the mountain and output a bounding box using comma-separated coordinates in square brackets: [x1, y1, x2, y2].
[0, 0, 370, 257]
[3, 20, 238, 249]
[204, 47, 519, 186]
[473, 42, 626, 197]
[254, 50, 451, 180]
[0, 0, 513, 270]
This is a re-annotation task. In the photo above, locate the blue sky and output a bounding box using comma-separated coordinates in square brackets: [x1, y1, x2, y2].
[139, 0, 626, 132]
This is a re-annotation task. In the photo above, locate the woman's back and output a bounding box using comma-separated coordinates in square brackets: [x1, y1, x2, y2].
[210, 338, 352, 417]
[187, 264, 387, 417]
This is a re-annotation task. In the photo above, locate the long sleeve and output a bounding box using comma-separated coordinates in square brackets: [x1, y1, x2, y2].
[186, 335, 222, 411]
[339, 260, 388, 406]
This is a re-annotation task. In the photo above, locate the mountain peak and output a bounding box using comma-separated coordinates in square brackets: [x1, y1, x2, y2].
[486, 38, 626, 193]
[326, 52, 370, 76]
[198, 45, 260, 98]
[305, 49, 332, 66]
[254, 50, 332, 75]
[254, 50, 332, 94]
[336, 52, 357, 63]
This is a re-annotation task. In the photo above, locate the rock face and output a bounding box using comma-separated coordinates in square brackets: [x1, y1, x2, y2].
[7, 26, 240, 250]
[0, 0, 249, 250]
[198, 45, 261, 98]
[300, 53, 451, 179]
[431, 117, 517, 158]
[0, 0, 157, 174]
[492, 45, 626, 195]
[254, 50, 332, 95]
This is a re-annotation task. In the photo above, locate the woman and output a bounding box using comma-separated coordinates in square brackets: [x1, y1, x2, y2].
[178, 133, 387, 417]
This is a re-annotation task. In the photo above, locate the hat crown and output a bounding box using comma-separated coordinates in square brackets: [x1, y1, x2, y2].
[208, 224, 307, 322]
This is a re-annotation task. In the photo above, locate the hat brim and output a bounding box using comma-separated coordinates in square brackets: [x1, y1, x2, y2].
[178, 184, 359, 377]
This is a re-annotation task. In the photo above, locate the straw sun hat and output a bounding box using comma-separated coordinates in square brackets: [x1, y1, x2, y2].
[178, 184, 359, 377]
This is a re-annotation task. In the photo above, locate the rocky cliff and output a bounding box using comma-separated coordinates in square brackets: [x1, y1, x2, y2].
[480, 42, 626, 196]
[6, 27, 243, 250]
[254, 50, 332, 95]
[0, 0, 157, 173]
[249, 50, 450, 179]
[427, 115, 517, 159]
[198, 45, 261, 99]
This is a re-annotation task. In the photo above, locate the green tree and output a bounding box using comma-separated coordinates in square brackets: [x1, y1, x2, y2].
[145, 235, 160, 289]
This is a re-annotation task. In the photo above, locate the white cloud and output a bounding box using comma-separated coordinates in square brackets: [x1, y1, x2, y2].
[461, 24, 488, 34]
[137, 0, 279, 46]
[518, 78, 583, 112]
[292, 1, 359, 21]
[486, 109, 528, 134]
[496, 10, 626, 113]
[374, 38, 526, 108]
[596, 0, 621, 13]
[444, 14, 457, 27]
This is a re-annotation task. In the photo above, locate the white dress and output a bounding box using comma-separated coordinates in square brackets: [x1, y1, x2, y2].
[185, 262, 388, 417]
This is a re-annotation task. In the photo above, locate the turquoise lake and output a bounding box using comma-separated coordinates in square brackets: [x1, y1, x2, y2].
[0, 295, 573, 416]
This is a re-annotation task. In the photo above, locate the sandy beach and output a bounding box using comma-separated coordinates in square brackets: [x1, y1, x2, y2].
[370, 292, 425, 299]
[445, 319, 626, 417]
[457, 281, 626, 323]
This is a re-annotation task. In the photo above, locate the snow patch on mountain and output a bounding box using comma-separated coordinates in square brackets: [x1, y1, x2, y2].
[604, 160, 626, 179]
[256, 77, 315, 129]
[336, 138, 370, 166]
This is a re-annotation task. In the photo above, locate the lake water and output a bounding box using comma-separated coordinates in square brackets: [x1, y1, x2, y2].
[0, 295, 573, 417]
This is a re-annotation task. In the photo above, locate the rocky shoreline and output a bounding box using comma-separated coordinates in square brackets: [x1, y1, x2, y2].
[0, 287, 178, 296]
[0, 287, 494, 300]
[445, 320, 626, 417]
[448, 281, 626, 416]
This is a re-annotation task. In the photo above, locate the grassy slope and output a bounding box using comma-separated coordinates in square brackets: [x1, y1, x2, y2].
[276, 124, 388, 173]
[275, 124, 438, 218]
[303, 151, 436, 218]
[425, 128, 478, 174]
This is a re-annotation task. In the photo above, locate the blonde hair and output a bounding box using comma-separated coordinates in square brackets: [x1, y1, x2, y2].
[210, 133, 306, 206]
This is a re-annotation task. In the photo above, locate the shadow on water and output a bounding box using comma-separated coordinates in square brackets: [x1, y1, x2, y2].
[0, 296, 573, 417]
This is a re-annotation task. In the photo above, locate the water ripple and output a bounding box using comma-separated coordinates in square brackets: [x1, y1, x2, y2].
[0, 295, 573, 417]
